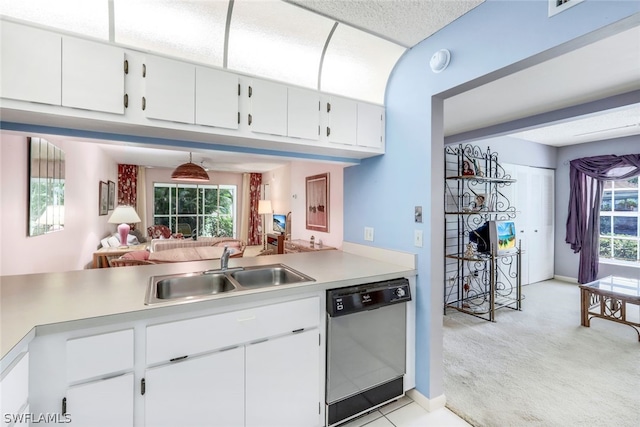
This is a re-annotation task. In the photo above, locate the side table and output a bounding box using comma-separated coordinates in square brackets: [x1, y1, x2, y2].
[92, 244, 149, 268]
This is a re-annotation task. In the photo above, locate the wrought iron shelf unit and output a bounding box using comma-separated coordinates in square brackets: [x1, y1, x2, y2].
[444, 143, 522, 322]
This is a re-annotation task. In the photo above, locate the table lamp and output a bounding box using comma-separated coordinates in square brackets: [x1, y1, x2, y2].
[258, 200, 272, 250]
[108, 205, 141, 247]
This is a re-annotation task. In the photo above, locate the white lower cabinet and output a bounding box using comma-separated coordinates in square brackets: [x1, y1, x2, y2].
[144, 296, 322, 427]
[145, 348, 245, 427]
[24, 296, 323, 427]
[66, 373, 134, 427]
[1, 352, 29, 427]
[246, 330, 321, 427]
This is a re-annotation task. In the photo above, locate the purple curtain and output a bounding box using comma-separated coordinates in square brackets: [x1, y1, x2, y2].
[566, 154, 640, 283]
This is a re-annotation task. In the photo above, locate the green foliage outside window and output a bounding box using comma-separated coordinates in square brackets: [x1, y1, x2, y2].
[598, 179, 640, 263]
[153, 184, 236, 238]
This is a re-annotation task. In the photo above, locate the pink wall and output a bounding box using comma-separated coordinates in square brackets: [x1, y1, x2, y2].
[0, 133, 117, 275]
[290, 162, 344, 249]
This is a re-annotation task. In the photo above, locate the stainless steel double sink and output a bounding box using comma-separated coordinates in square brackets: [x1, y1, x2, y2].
[145, 264, 315, 305]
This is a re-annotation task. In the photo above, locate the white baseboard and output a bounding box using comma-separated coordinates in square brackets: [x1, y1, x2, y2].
[406, 389, 446, 412]
[553, 274, 577, 283]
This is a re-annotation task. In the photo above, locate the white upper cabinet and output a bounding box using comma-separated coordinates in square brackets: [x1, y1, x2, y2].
[62, 37, 125, 114]
[1, 21, 61, 105]
[195, 67, 239, 130]
[326, 96, 357, 145]
[248, 78, 288, 136]
[288, 87, 320, 140]
[357, 103, 384, 149]
[143, 55, 195, 124]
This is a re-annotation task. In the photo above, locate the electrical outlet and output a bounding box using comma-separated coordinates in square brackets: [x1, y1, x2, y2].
[364, 227, 374, 241]
[414, 230, 423, 247]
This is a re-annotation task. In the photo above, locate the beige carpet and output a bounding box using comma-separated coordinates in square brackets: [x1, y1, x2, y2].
[443, 279, 640, 427]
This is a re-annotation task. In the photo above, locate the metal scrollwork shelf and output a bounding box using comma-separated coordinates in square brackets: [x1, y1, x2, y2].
[444, 144, 522, 322]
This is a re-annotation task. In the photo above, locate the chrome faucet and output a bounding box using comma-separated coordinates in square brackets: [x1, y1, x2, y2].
[220, 245, 231, 271]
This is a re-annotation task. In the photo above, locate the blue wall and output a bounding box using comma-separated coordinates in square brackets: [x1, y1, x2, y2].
[344, 1, 639, 399]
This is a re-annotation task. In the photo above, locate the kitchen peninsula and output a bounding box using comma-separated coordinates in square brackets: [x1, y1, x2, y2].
[1, 247, 416, 427]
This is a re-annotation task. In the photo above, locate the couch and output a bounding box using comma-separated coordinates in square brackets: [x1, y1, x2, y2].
[149, 237, 246, 257]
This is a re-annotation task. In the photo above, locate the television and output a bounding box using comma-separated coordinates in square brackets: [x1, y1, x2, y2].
[273, 214, 286, 234]
[469, 220, 517, 255]
[489, 220, 517, 255]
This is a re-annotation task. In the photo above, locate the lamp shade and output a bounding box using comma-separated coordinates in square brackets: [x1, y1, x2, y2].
[108, 205, 141, 224]
[108, 205, 141, 247]
[258, 200, 272, 215]
[171, 153, 209, 182]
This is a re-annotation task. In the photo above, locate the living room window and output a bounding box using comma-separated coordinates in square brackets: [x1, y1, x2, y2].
[599, 177, 639, 263]
[153, 183, 237, 238]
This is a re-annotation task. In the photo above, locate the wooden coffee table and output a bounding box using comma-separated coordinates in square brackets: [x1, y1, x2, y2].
[580, 276, 640, 341]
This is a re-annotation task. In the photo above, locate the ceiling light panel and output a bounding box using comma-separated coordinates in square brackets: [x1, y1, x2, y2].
[114, 0, 228, 67]
[1, 0, 109, 39]
[321, 24, 406, 104]
[228, 0, 334, 89]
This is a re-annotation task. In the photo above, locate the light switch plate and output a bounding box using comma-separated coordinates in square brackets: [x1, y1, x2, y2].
[364, 227, 374, 241]
[414, 230, 423, 247]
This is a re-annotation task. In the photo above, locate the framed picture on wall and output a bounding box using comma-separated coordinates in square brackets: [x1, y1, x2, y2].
[306, 173, 329, 233]
[108, 180, 116, 210]
[99, 181, 108, 216]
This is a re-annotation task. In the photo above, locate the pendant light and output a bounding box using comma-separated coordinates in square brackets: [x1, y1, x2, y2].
[171, 153, 210, 182]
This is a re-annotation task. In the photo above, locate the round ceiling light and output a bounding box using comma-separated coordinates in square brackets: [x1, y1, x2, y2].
[430, 49, 451, 73]
[171, 153, 210, 182]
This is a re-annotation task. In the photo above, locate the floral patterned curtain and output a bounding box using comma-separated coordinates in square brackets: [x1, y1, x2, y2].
[247, 173, 262, 245]
[118, 164, 137, 207]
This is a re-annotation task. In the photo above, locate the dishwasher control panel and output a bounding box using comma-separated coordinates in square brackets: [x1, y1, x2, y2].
[327, 278, 411, 317]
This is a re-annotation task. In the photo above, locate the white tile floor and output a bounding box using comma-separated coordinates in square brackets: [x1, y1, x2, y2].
[338, 396, 471, 427]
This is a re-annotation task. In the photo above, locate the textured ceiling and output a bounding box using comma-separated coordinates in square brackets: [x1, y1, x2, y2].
[285, 0, 485, 47]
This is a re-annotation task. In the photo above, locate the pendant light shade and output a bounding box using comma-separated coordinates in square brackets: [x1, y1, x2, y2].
[171, 153, 209, 182]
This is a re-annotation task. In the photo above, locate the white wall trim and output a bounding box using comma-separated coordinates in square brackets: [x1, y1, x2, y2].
[406, 389, 446, 412]
[342, 242, 416, 269]
[553, 274, 577, 283]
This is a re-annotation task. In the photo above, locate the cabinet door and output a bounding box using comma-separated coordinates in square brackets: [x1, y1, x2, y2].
[62, 37, 125, 114]
[288, 87, 320, 140]
[249, 79, 288, 136]
[195, 67, 239, 130]
[357, 103, 384, 148]
[145, 347, 244, 427]
[0, 352, 29, 420]
[0, 21, 61, 105]
[246, 330, 321, 427]
[144, 56, 195, 124]
[327, 97, 357, 145]
[66, 373, 134, 427]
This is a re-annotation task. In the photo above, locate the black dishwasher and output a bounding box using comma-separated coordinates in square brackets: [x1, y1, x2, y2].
[325, 277, 411, 426]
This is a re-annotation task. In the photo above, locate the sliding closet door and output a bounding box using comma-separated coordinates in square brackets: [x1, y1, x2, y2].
[503, 164, 555, 285]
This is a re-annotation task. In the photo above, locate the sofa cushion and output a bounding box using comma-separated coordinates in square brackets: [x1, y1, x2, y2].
[121, 250, 150, 260]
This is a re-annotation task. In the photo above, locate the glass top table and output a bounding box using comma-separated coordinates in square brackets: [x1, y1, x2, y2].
[579, 276, 640, 340]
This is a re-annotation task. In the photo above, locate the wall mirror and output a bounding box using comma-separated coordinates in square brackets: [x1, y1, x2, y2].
[29, 137, 65, 236]
[306, 173, 329, 232]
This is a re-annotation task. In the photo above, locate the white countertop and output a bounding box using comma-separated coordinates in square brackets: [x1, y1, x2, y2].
[1, 251, 416, 362]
